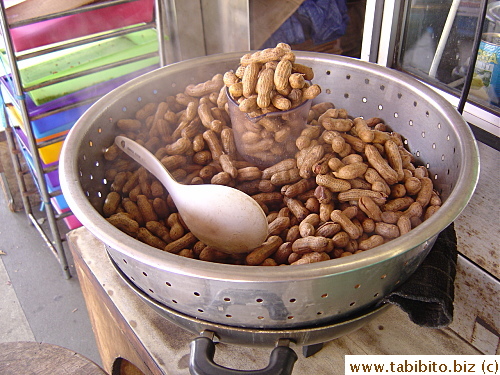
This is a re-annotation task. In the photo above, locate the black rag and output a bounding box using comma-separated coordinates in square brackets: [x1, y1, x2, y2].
[383, 223, 458, 328]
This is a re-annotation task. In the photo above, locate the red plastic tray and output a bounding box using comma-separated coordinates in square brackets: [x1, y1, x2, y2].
[9, 0, 154, 52]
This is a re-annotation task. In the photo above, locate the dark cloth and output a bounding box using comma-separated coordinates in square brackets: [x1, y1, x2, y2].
[384, 223, 458, 328]
[261, 0, 349, 48]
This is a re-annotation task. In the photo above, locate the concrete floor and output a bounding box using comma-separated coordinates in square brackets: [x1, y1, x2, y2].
[0, 188, 101, 366]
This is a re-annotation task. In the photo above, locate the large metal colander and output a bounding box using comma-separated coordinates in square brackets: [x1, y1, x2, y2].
[60, 52, 479, 330]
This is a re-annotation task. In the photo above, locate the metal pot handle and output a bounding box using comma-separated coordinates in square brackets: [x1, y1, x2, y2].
[189, 331, 298, 375]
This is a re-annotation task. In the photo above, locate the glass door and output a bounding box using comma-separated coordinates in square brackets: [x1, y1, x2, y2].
[362, 0, 499, 144]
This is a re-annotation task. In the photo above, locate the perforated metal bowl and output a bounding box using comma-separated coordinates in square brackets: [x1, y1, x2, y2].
[60, 52, 479, 330]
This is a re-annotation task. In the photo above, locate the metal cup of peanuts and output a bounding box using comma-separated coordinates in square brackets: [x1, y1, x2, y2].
[225, 43, 320, 167]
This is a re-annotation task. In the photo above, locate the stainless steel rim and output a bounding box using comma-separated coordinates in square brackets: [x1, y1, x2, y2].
[111, 253, 391, 346]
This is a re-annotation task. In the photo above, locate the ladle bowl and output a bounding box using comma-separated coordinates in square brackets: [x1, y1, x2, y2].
[115, 135, 269, 254]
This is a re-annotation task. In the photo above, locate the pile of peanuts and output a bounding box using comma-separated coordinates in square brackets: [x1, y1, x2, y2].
[226, 42, 321, 114]
[225, 43, 321, 166]
[101, 44, 441, 266]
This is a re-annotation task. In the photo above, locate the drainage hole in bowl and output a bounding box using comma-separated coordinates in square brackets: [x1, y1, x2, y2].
[326, 70, 331, 75]
[325, 88, 331, 94]
[142, 271, 148, 277]
[256, 298, 263, 303]
[149, 289, 154, 293]
[122, 259, 127, 264]
[137, 96, 142, 102]
[223, 297, 231, 302]
[344, 93, 349, 98]
[321, 293, 328, 298]
[194, 292, 200, 297]
[398, 93, 402, 99]
[380, 274, 387, 279]
[373, 292, 380, 298]
[122, 106, 127, 112]
[354, 284, 361, 289]
[378, 104, 383, 110]
[346, 74, 351, 80]
[226, 314, 232, 318]
[349, 301, 356, 306]
[380, 84, 385, 91]
[197, 309, 204, 313]
[172, 300, 178, 304]
[317, 311, 323, 315]
[413, 101, 418, 107]
[165, 281, 172, 287]
[365, 78, 370, 84]
[362, 97, 367, 103]
[287, 316, 294, 320]
[289, 298, 296, 303]
[394, 112, 399, 118]
[258, 316, 265, 320]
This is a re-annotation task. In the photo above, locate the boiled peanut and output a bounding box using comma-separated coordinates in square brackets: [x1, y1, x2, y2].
[316, 174, 351, 192]
[292, 236, 333, 254]
[256, 68, 275, 108]
[330, 210, 362, 239]
[375, 222, 400, 239]
[359, 235, 384, 250]
[353, 117, 374, 143]
[107, 213, 139, 237]
[416, 177, 433, 207]
[137, 195, 158, 223]
[268, 216, 291, 236]
[365, 144, 399, 185]
[274, 59, 292, 91]
[333, 162, 368, 180]
[291, 252, 330, 265]
[246, 236, 283, 266]
[164, 233, 197, 254]
[137, 227, 167, 250]
[103, 192, 121, 217]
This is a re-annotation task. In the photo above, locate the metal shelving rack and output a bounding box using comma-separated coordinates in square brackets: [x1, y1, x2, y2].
[0, 0, 172, 278]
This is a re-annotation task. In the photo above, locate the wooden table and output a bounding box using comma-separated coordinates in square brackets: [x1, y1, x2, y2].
[68, 228, 480, 375]
[0, 341, 107, 375]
